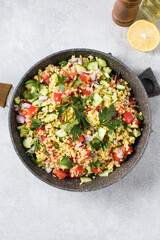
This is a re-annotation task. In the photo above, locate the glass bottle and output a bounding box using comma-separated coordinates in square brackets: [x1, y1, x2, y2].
[140, 0, 160, 23]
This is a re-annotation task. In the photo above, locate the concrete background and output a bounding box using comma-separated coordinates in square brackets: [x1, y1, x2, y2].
[0, 0, 160, 239]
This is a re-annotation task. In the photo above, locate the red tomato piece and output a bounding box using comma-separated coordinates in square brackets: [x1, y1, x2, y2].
[113, 153, 122, 162]
[133, 120, 141, 126]
[123, 112, 134, 125]
[41, 135, 47, 142]
[27, 105, 37, 118]
[20, 110, 27, 116]
[84, 149, 91, 158]
[35, 124, 45, 134]
[70, 68, 77, 78]
[69, 165, 84, 178]
[77, 135, 85, 142]
[110, 79, 115, 87]
[53, 93, 62, 102]
[60, 69, 71, 82]
[25, 117, 32, 126]
[86, 107, 91, 112]
[96, 106, 102, 111]
[53, 169, 68, 179]
[91, 167, 102, 174]
[129, 97, 136, 106]
[42, 72, 50, 84]
[122, 146, 133, 156]
[82, 90, 91, 97]
[80, 73, 88, 83]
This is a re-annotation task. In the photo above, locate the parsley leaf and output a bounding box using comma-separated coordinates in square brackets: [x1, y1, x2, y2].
[59, 61, 68, 67]
[57, 103, 70, 119]
[91, 160, 102, 169]
[55, 74, 68, 92]
[103, 119, 122, 130]
[99, 104, 117, 125]
[124, 121, 128, 129]
[102, 137, 110, 151]
[33, 137, 40, 152]
[70, 125, 82, 141]
[52, 142, 59, 149]
[60, 156, 73, 169]
[42, 148, 50, 157]
[73, 107, 90, 132]
[27, 153, 37, 164]
[30, 118, 42, 130]
[91, 138, 101, 150]
[72, 76, 82, 87]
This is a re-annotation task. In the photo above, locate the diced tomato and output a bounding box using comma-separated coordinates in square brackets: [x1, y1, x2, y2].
[113, 152, 122, 162]
[42, 72, 50, 84]
[86, 107, 91, 112]
[123, 112, 134, 125]
[53, 169, 68, 179]
[25, 117, 32, 126]
[80, 73, 88, 83]
[53, 92, 62, 102]
[129, 97, 136, 106]
[27, 105, 37, 118]
[60, 69, 71, 82]
[61, 113, 65, 121]
[69, 165, 83, 178]
[110, 79, 115, 87]
[70, 68, 77, 78]
[67, 138, 73, 144]
[78, 135, 85, 142]
[41, 135, 47, 142]
[133, 120, 141, 126]
[116, 103, 126, 114]
[91, 167, 102, 174]
[96, 106, 102, 111]
[122, 146, 133, 156]
[82, 90, 91, 97]
[35, 124, 45, 134]
[20, 110, 27, 116]
[84, 149, 91, 158]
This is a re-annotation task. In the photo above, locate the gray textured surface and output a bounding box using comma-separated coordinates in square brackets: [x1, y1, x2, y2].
[0, 0, 160, 239]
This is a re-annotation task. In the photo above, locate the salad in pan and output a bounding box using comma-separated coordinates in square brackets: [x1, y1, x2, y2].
[14, 55, 143, 184]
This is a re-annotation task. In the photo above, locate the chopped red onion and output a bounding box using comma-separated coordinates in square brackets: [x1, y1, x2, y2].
[75, 143, 85, 148]
[39, 95, 48, 102]
[82, 71, 91, 75]
[71, 58, 78, 64]
[91, 71, 97, 81]
[45, 167, 52, 173]
[117, 149, 124, 159]
[21, 101, 31, 109]
[69, 64, 73, 70]
[14, 105, 20, 111]
[26, 145, 35, 153]
[16, 115, 25, 124]
[78, 58, 83, 65]
[85, 135, 93, 142]
[114, 75, 120, 84]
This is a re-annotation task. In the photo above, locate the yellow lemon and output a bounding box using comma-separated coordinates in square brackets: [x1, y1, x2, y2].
[127, 20, 160, 52]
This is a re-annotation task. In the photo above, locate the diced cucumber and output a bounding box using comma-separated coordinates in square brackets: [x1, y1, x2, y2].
[43, 113, 57, 123]
[94, 84, 103, 90]
[64, 119, 79, 132]
[100, 80, 110, 88]
[80, 177, 92, 185]
[97, 58, 107, 68]
[17, 124, 29, 137]
[98, 127, 106, 141]
[103, 95, 112, 102]
[40, 84, 49, 96]
[14, 96, 21, 105]
[117, 85, 126, 91]
[104, 72, 110, 79]
[76, 64, 87, 74]
[55, 129, 67, 138]
[28, 89, 39, 101]
[23, 138, 32, 149]
[32, 99, 41, 106]
[92, 93, 103, 107]
[108, 130, 115, 142]
[132, 129, 141, 137]
[25, 80, 37, 89]
[87, 61, 99, 70]
[103, 67, 112, 74]
[137, 114, 144, 121]
[98, 170, 109, 177]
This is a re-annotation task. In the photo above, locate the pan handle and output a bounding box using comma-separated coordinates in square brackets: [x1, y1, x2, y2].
[138, 68, 160, 98]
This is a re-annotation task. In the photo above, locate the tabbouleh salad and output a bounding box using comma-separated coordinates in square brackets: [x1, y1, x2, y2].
[14, 55, 144, 184]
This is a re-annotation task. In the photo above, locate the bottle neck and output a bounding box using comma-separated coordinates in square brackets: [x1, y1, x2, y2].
[120, 0, 142, 7]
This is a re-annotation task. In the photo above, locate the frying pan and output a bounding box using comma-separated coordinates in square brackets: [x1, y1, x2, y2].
[9, 49, 160, 191]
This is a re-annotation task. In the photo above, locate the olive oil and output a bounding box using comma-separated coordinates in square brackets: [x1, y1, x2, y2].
[140, 0, 160, 23]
